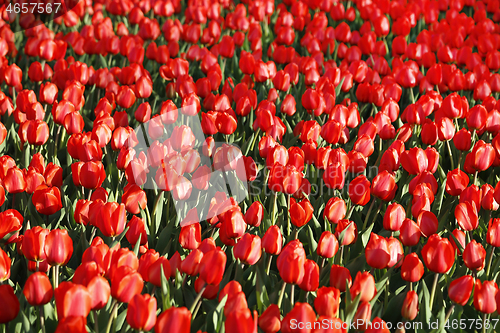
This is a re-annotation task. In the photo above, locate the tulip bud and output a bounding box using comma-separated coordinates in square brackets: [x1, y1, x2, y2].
[401, 291, 419, 320]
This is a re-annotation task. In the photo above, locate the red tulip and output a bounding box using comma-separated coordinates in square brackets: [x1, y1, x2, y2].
[449, 275, 474, 306]
[94, 202, 127, 238]
[32, 185, 63, 215]
[350, 271, 376, 303]
[127, 294, 157, 331]
[401, 253, 424, 282]
[365, 233, 390, 270]
[155, 307, 191, 333]
[281, 303, 316, 333]
[44, 229, 73, 266]
[314, 287, 340, 318]
[234, 233, 262, 265]
[330, 264, 352, 292]
[487, 218, 500, 247]
[199, 248, 226, 285]
[23, 272, 53, 306]
[383, 203, 405, 232]
[277, 239, 306, 285]
[298, 259, 319, 292]
[445, 169, 469, 196]
[317, 231, 339, 259]
[0, 248, 10, 282]
[463, 240, 486, 271]
[0, 284, 20, 324]
[290, 198, 314, 228]
[55, 282, 92, 320]
[244, 201, 264, 227]
[225, 308, 258, 333]
[348, 175, 371, 206]
[23, 226, 49, 262]
[262, 225, 283, 255]
[111, 266, 144, 303]
[421, 234, 455, 274]
[371, 171, 397, 201]
[474, 280, 498, 314]
[259, 304, 281, 333]
[455, 201, 479, 231]
[401, 291, 419, 320]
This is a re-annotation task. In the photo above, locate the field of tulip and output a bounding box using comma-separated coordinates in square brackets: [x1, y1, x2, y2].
[3, 0, 500, 332]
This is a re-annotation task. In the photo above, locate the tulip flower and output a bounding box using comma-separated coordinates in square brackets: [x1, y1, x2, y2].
[23, 272, 53, 306]
[259, 304, 281, 333]
[55, 282, 92, 320]
[383, 203, 406, 232]
[448, 275, 474, 306]
[199, 248, 227, 285]
[317, 231, 339, 259]
[262, 225, 283, 255]
[352, 301, 372, 331]
[148, 257, 171, 287]
[400, 253, 424, 283]
[0, 284, 20, 324]
[281, 303, 316, 333]
[277, 240, 306, 285]
[350, 271, 376, 302]
[127, 294, 157, 331]
[463, 240, 486, 271]
[348, 175, 371, 206]
[402, 291, 419, 320]
[365, 233, 391, 269]
[421, 234, 455, 274]
[179, 223, 201, 250]
[23, 226, 49, 262]
[44, 229, 73, 266]
[225, 308, 258, 333]
[0, 248, 10, 282]
[54, 316, 87, 333]
[244, 201, 264, 227]
[445, 169, 469, 196]
[314, 287, 340, 318]
[473, 280, 498, 314]
[155, 307, 191, 333]
[371, 171, 397, 201]
[298, 259, 319, 292]
[87, 275, 111, 310]
[290, 198, 314, 228]
[234, 233, 262, 266]
[110, 266, 144, 303]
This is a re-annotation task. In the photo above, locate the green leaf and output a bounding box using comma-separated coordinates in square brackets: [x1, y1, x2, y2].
[133, 234, 142, 256]
[361, 222, 375, 248]
[335, 77, 346, 101]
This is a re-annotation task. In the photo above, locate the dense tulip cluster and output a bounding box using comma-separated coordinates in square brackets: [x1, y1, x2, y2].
[1, 0, 500, 332]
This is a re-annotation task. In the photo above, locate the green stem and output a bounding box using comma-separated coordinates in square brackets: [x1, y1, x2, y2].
[272, 192, 277, 226]
[444, 304, 455, 323]
[277, 281, 287, 309]
[290, 284, 295, 307]
[486, 246, 494, 279]
[446, 140, 455, 170]
[483, 313, 487, 333]
[189, 285, 207, 315]
[346, 205, 355, 219]
[104, 300, 118, 333]
[266, 254, 272, 275]
[474, 171, 478, 186]
[362, 199, 376, 231]
[94, 310, 99, 333]
[39, 306, 46, 333]
[429, 273, 439, 312]
[52, 265, 59, 289]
